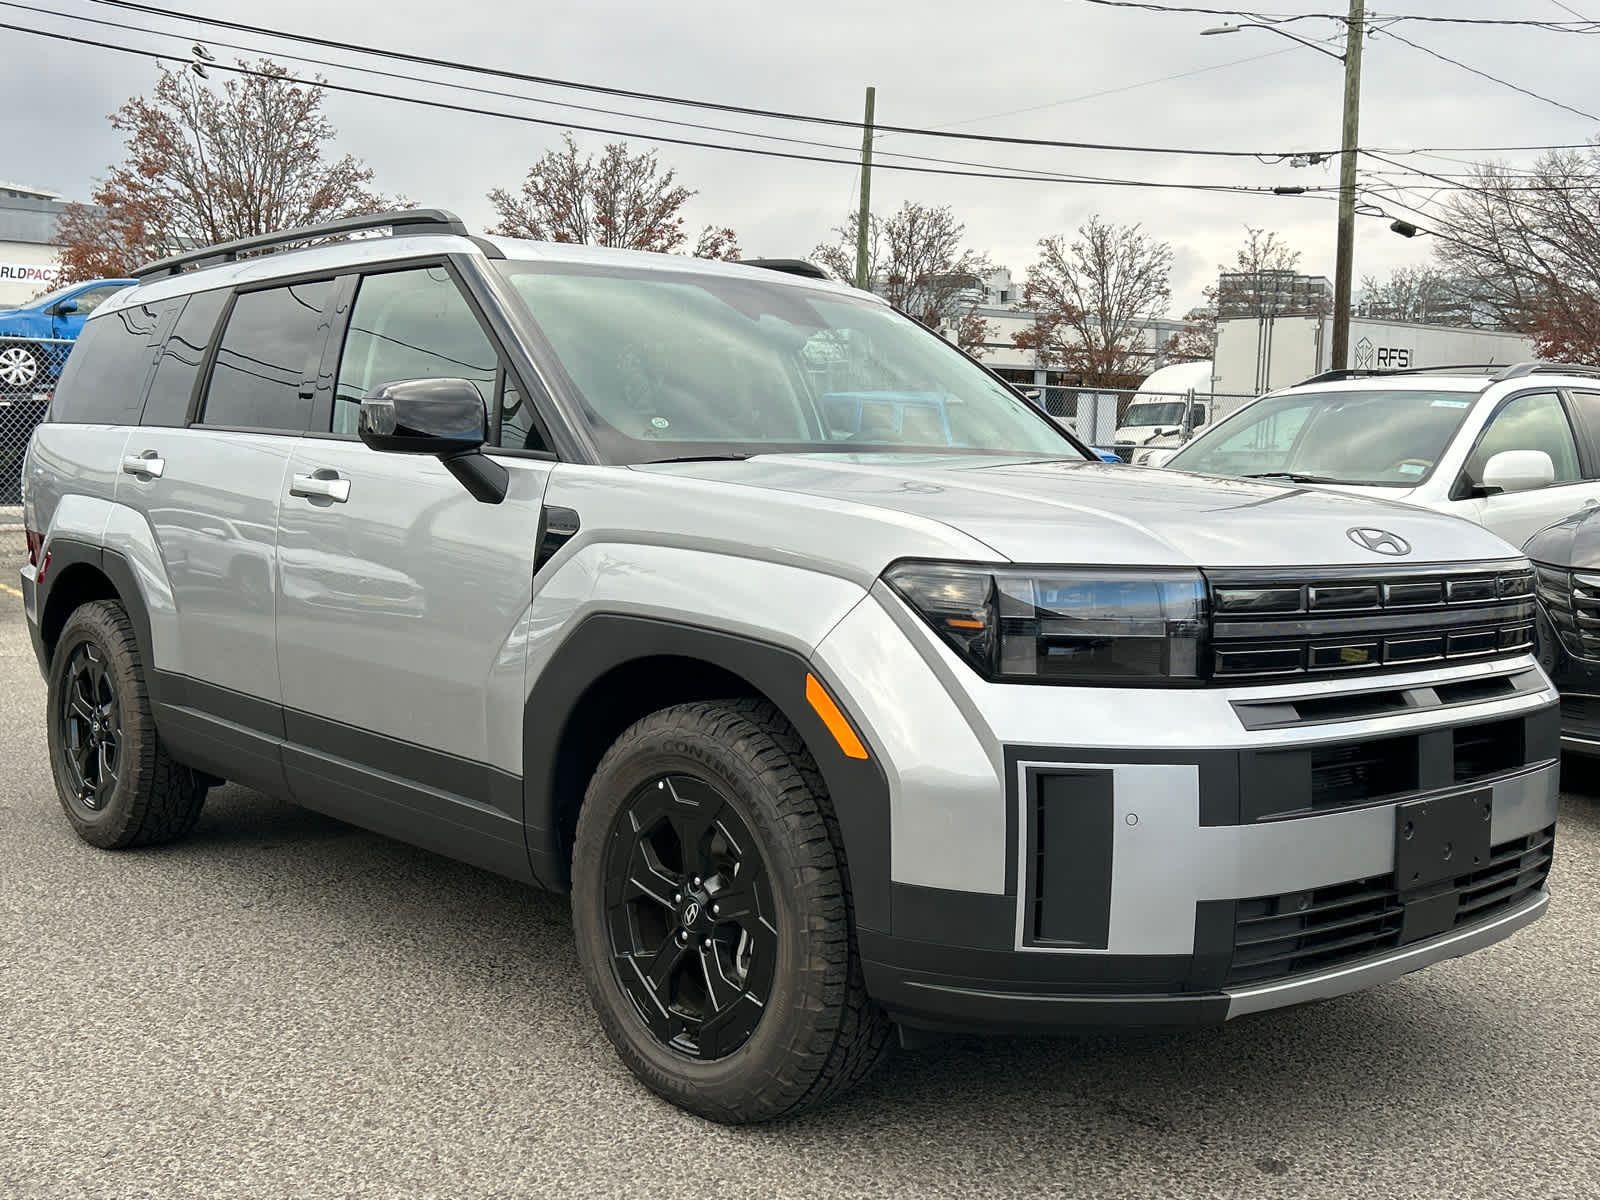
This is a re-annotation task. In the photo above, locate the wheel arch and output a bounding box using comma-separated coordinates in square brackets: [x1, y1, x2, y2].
[37, 540, 161, 702]
[523, 614, 892, 933]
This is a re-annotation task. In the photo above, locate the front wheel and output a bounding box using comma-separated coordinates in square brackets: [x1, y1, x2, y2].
[571, 699, 890, 1123]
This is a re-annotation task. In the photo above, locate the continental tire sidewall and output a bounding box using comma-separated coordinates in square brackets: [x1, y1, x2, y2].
[572, 719, 833, 1120]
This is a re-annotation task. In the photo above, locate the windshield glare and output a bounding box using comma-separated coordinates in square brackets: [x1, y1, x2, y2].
[1167, 388, 1478, 486]
[495, 263, 1082, 463]
[1121, 402, 1186, 427]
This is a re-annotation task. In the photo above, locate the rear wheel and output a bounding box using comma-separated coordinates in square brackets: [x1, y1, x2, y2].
[571, 699, 891, 1123]
[46, 600, 207, 849]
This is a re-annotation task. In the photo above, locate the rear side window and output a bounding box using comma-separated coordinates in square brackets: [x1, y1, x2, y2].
[141, 289, 229, 427]
[201, 280, 336, 431]
[49, 302, 167, 424]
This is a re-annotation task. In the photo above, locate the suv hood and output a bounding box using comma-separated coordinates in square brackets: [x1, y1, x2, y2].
[645, 455, 1522, 569]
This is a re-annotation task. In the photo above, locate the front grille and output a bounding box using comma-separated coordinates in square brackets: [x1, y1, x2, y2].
[1224, 825, 1554, 987]
[1207, 562, 1535, 684]
[1534, 563, 1600, 659]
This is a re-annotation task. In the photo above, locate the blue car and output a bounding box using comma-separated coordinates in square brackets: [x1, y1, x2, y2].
[0, 277, 137, 393]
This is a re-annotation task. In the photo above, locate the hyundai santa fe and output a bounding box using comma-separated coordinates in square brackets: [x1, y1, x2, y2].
[18, 210, 1560, 1122]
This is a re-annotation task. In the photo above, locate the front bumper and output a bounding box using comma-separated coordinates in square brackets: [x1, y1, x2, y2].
[816, 587, 1560, 1034]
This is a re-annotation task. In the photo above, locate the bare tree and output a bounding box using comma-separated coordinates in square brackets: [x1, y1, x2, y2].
[1357, 264, 1475, 325]
[1168, 227, 1322, 363]
[54, 61, 393, 281]
[813, 202, 995, 355]
[1014, 217, 1173, 387]
[1429, 146, 1600, 360]
[487, 132, 738, 258]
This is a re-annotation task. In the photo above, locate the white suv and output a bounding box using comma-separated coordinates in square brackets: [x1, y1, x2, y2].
[1154, 365, 1600, 548]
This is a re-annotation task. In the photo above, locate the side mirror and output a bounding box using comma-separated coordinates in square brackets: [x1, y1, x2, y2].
[1481, 449, 1555, 495]
[358, 377, 506, 504]
[47, 300, 78, 317]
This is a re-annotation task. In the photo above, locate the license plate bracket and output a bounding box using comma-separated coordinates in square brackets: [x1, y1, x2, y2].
[1394, 789, 1492, 893]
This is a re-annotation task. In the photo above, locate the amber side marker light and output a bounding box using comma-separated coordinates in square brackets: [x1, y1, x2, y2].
[804, 673, 870, 760]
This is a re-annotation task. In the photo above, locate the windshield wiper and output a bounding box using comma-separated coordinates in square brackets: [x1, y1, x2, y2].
[1240, 471, 1345, 485]
[643, 452, 752, 464]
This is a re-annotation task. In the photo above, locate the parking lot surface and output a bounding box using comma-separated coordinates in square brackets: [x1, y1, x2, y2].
[2, 562, 1599, 1200]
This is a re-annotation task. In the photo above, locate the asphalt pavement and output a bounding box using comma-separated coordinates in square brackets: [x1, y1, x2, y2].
[3, 557, 1599, 1200]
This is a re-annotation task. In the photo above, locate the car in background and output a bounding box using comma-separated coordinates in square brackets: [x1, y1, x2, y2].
[1156, 363, 1600, 549]
[1527, 509, 1600, 754]
[0, 277, 137, 392]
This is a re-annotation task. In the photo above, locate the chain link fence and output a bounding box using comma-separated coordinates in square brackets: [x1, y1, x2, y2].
[1, 336, 71, 504]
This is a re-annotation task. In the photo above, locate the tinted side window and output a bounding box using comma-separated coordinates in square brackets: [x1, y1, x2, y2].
[1464, 391, 1580, 485]
[1564, 390, 1600, 462]
[201, 280, 335, 431]
[141, 289, 229, 427]
[49, 302, 167, 424]
[332, 267, 498, 435]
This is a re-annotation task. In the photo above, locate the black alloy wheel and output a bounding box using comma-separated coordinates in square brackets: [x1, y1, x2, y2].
[46, 599, 208, 849]
[58, 640, 121, 811]
[603, 772, 778, 1060]
[571, 699, 891, 1123]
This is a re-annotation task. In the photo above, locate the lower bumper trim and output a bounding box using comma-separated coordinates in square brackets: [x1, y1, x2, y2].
[1224, 888, 1547, 1017]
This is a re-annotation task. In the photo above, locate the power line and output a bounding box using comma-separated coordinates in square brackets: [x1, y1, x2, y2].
[1071, 0, 1600, 30]
[1377, 27, 1600, 123]
[76, 0, 1328, 159]
[0, 18, 1335, 200]
[13, 0, 1258, 182]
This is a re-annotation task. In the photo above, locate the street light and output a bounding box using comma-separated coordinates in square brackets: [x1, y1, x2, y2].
[1201, 2, 1365, 371]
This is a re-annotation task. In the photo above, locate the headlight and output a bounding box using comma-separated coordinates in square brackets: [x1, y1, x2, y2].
[884, 561, 1209, 684]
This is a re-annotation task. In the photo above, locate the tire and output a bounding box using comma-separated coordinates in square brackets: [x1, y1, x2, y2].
[0, 342, 43, 393]
[571, 699, 892, 1123]
[46, 599, 207, 849]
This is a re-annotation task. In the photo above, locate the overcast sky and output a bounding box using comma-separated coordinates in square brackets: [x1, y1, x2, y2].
[4, 0, 1596, 311]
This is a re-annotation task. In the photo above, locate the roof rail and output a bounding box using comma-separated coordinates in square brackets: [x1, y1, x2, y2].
[131, 208, 478, 279]
[1296, 363, 1516, 386]
[736, 258, 830, 280]
[1492, 361, 1600, 381]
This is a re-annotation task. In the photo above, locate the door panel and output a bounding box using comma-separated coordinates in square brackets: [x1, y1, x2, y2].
[274, 442, 551, 771]
[121, 429, 291, 693]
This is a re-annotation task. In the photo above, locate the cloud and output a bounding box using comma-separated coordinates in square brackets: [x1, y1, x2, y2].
[8, 0, 1594, 312]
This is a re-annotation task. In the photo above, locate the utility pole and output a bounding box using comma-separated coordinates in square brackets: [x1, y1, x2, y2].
[854, 86, 875, 290]
[1330, 0, 1365, 370]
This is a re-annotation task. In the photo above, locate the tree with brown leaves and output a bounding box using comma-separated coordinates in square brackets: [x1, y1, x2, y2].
[1015, 217, 1173, 387]
[487, 133, 739, 259]
[54, 62, 393, 282]
[812, 201, 994, 356]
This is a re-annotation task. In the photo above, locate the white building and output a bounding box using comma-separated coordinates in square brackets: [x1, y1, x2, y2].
[0, 182, 67, 305]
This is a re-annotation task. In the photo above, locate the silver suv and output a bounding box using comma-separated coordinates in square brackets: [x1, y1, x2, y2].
[19, 211, 1560, 1123]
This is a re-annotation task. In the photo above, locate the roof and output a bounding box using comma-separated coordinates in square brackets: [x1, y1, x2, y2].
[107, 209, 866, 314]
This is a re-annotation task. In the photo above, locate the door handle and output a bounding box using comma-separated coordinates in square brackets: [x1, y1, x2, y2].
[121, 451, 164, 478]
[290, 472, 351, 503]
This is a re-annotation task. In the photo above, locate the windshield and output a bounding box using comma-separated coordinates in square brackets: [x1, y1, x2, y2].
[495, 262, 1083, 464]
[21, 281, 82, 308]
[1166, 388, 1478, 486]
[1120, 401, 1187, 427]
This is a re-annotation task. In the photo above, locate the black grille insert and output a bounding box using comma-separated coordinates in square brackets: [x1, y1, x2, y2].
[1224, 826, 1554, 987]
[1208, 563, 1535, 684]
[1310, 739, 1417, 810]
[1453, 719, 1524, 784]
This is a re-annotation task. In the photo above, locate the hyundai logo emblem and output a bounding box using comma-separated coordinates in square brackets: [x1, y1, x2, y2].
[682, 900, 701, 925]
[1347, 527, 1412, 556]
